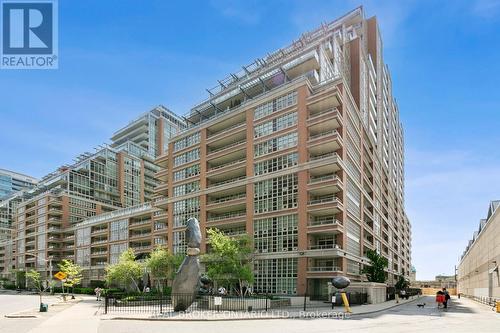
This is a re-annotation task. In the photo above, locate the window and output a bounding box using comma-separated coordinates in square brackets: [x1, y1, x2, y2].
[254, 174, 298, 213]
[174, 148, 200, 167]
[254, 91, 297, 120]
[254, 258, 297, 294]
[173, 181, 200, 197]
[254, 153, 298, 175]
[173, 164, 200, 181]
[110, 219, 128, 241]
[173, 132, 201, 152]
[173, 197, 200, 227]
[254, 112, 297, 138]
[254, 132, 297, 157]
[254, 214, 298, 253]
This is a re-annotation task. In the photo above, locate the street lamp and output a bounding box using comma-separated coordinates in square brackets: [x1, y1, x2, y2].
[24, 253, 53, 293]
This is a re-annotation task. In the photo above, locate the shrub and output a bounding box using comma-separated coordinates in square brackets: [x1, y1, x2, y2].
[3, 283, 16, 290]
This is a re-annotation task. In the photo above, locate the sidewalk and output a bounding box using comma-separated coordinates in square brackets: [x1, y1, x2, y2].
[23, 296, 102, 333]
[101, 295, 423, 321]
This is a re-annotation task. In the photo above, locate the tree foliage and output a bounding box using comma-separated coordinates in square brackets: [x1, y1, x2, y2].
[105, 249, 143, 291]
[58, 259, 83, 292]
[395, 275, 410, 290]
[26, 270, 51, 305]
[362, 250, 388, 283]
[145, 247, 183, 290]
[203, 228, 254, 296]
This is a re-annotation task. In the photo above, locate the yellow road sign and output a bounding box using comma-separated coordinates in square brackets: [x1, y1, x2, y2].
[54, 271, 67, 280]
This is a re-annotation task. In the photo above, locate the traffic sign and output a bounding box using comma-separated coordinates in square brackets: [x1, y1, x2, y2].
[54, 271, 67, 280]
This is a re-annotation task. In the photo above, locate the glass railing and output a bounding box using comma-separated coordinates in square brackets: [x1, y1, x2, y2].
[207, 211, 246, 222]
[308, 266, 341, 272]
[208, 158, 246, 171]
[308, 244, 342, 250]
[208, 139, 246, 154]
[308, 218, 342, 226]
[308, 196, 341, 205]
[309, 174, 340, 184]
[209, 193, 246, 204]
[309, 130, 338, 140]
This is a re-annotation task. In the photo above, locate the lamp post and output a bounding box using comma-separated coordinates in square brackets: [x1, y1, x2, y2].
[24, 253, 53, 293]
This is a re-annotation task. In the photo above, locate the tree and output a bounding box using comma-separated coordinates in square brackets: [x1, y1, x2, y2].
[26, 270, 52, 309]
[58, 259, 83, 296]
[203, 228, 254, 297]
[362, 250, 388, 283]
[15, 270, 26, 289]
[395, 275, 410, 290]
[145, 247, 183, 291]
[105, 249, 143, 291]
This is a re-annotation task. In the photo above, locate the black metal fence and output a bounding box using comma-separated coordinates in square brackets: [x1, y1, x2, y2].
[104, 292, 369, 314]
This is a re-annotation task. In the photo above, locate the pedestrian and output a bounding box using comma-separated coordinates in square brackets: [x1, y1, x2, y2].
[218, 286, 227, 295]
[436, 290, 445, 309]
[94, 287, 102, 301]
[443, 288, 450, 308]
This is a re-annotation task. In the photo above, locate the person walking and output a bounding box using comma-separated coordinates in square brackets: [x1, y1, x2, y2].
[94, 287, 102, 301]
[443, 288, 450, 308]
[436, 290, 445, 309]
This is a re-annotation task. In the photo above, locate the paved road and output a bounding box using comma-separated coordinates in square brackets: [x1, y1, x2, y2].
[2, 294, 500, 333]
[0, 292, 61, 333]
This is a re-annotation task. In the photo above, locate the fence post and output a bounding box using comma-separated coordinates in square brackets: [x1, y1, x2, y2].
[265, 293, 268, 312]
[104, 295, 108, 314]
[160, 295, 163, 314]
[303, 293, 307, 312]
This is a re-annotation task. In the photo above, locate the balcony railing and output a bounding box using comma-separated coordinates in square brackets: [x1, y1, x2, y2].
[309, 174, 340, 184]
[308, 244, 341, 250]
[309, 152, 339, 161]
[309, 130, 338, 140]
[308, 218, 342, 227]
[209, 193, 246, 205]
[208, 139, 246, 154]
[308, 266, 341, 272]
[308, 107, 339, 119]
[308, 196, 341, 205]
[208, 158, 246, 172]
[207, 211, 246, 222]
[208, 122, 246, 139]
[209, 175, 246, 188]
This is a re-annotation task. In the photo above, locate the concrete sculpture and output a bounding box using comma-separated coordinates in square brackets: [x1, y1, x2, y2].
[171, 217, 202, 311]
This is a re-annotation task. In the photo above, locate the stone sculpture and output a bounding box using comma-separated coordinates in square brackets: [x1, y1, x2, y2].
[171, 217, 202, 311]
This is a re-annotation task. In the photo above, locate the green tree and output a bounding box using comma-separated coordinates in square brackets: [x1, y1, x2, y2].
[105, 249, 143, 291]
[395, 275, 410, 290]
[362, 250, 388, 283]
[203, 228, 254, 297]
[58, 259, 83, 296]
[145, 247, 183, 291]
[26, 270, 52, 308]
[15, 270, 26, 289]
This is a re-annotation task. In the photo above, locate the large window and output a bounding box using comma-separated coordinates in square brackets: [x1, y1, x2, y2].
[174, 148, 200, 167]
[76, 226, 91, 247]
[173, 132, 200, 152]
[254, 112, 297, 138]
[254, 258, 297, 294]
[110, 243, 128, 264]
[254, 214, 298, 253]
[110, 219, 128, 241]
[173, 197, 200, 227]
[254, 174, 298, 214]
[254, 91, 297, 120]
[173, 181, 200, 197]
[254, 153, 298, 175]
[173, 164, 200, 182]
[254, 132, 297, 157]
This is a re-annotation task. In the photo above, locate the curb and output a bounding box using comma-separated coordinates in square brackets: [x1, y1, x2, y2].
[5, 314, 40, 318]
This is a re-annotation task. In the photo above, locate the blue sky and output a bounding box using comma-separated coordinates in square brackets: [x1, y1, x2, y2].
[1, 0, 500, 280]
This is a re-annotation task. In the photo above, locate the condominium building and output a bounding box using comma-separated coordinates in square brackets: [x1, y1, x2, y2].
[0, 108, 185, 279]
[111, 105, 186, 158]
[0, 168, 38, 199]
[153, 7, 411, 295]
[457, 200, 500, 298]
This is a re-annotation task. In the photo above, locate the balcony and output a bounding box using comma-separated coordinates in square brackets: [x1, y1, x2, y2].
[91, 228, 107, 235]
[308, 130, 342, 156]
[308, 107, 342, 129]
[307, 195, 344, 214]
[207, 122, 246, 149]
[207, 210, 246, 225]
[129, 219, 152, 228]
[207, 158, 246, 177]
[307, 217, 343, 234]
[307, 266, 342, 272]
[206, 147, 247, 170]
[308, 174, 343, 195]
[207, 113, 246, 140]
[208, 175, 246, 189]
[129, 231, 152, 239]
